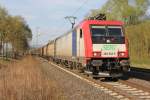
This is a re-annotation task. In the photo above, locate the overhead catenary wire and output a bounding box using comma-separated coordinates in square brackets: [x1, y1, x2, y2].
[72, 0, 89, 16]
[36, 0, 89, 44]
[44, 0, 90, 44]
[54, 0, 90, 33]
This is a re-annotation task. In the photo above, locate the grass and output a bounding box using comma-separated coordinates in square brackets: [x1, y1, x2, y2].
[130, 57, 150, 69]
[0, 56, 64, 100]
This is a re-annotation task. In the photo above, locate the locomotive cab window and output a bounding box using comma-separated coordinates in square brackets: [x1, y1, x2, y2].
[91, 26, 106, 37]
[108, 26, 123, 36]
[80, 29, 83, 38]
[91, 25, 106, 44]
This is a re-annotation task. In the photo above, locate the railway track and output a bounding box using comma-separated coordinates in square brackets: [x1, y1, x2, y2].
[49, 61, 150, 100]
[105, 81, 150, 100]
[119, 80, 150, 93]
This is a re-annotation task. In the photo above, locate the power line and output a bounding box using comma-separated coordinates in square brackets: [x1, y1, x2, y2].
[65, 16, 77, 29]
[64, 0, 89, 29]
[72, 0, 89, 16]
[46, 0, 90, 44]
[52, 0, 89, 35]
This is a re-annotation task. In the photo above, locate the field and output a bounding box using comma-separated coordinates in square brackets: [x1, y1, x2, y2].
[0, 56, 64, 100]
[126, 20, 150, 69]
[131, 58, 150, 69]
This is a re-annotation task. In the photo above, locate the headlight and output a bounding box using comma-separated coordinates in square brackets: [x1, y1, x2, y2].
[93, 52, 101, 57]
[118, 52, 126, 57]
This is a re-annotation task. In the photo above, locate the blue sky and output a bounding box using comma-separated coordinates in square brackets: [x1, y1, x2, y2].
[0, 0, 108, 47]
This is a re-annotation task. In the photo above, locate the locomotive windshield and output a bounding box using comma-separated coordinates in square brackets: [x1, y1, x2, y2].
[107, 26, 123, 36]
[91, 26, 106, 36]
[91, 25, 125, 44]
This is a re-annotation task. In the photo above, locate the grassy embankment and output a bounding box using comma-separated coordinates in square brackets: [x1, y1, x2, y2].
[0, 56, 64, 100]
[126, 20, 150, 69]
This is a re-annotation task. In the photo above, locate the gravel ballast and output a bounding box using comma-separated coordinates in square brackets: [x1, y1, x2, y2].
[38, 58, 117, 100]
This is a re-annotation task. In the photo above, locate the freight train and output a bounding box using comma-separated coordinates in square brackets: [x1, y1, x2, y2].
[35, 15, 130, 78]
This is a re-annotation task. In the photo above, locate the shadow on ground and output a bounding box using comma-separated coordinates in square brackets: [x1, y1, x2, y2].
[120, 67, 150, 81]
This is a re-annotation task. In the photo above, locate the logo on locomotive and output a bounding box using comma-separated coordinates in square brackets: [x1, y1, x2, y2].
[102, 44, 117, 51]
[102, 44, 117, 56]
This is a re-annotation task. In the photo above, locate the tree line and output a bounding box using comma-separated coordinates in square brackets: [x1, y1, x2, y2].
[0, 6, 32, 59]
[87, 0, 150, 65]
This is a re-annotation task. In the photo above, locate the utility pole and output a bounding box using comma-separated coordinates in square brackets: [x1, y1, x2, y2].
[36, 27, 40, 48]
[65, 16, 77, 29]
